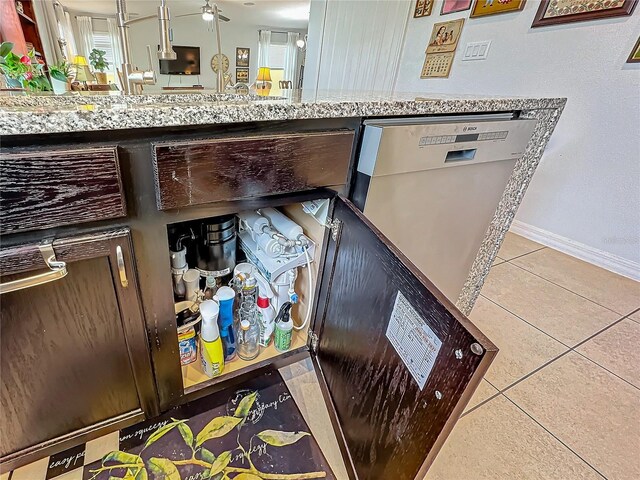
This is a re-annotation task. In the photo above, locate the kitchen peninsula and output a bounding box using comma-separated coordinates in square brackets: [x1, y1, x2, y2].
[0, 90, 565, 478]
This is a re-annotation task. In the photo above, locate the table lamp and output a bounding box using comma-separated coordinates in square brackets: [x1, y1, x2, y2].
[256, 67, 272, 91]
[73, 55, 95, 87]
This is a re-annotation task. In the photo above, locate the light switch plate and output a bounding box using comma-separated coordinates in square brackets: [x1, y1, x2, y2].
[462, 41, 491, 61]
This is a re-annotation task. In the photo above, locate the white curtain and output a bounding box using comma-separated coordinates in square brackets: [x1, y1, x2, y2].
[62, 11, 77, 59]
[257, 30, 271, 73]
[76, 16, 94, 59]
[307, 0, 411, 93]
[283, 32, 299, 87]
[31, 0, 62, 64]
[106, 18, 123, 71]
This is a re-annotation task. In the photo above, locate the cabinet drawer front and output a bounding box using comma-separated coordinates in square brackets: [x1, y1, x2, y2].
[152, 131, 355, 210]
[0, 147, 126, 234]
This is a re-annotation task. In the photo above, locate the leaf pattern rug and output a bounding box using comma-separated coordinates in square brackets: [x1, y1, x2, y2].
[84, 370, 335, 480]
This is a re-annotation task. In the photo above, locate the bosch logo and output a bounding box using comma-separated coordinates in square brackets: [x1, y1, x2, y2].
[463, 126, 477, 131]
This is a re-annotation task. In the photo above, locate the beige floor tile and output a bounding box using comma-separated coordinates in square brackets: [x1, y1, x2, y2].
[425, 395, 604, 480]
[54, 468, 84, 480]
[470, 296, 568, 390]
[0, 472, 10, 480]
[629, 310, 640, 324]
[512, 248, 640, 315]
[11, 456, 49, 480]
[498, 232, 544, 260]
[576, 319, 640, 388]
[505, 352, 640, 480]
[462, 379, 498, 413]
[481, 263, 619, 346]
[280, 358, 349, 480]
[493, 256, 505, 266]
[85, 430, 119, 464]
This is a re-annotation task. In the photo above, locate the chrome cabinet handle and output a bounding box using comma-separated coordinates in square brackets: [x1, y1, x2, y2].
[0, 240, 68, 294]
[116, 245, 129, 288]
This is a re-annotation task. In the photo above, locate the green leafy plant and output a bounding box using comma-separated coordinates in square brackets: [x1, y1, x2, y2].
[0, 41, 51, 91]
[89, 48, 110, 72]
[49, 60, 72, 82]
[89, 391, 325, 480]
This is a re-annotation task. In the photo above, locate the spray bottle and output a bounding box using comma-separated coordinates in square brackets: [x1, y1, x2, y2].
[274, 302, 293, 352]
[257, 293, 275, 347]
[199, 300, 224, 378]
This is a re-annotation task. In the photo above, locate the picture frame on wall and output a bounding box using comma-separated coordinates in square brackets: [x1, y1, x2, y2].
[236, 68, 249, 83]
[470, 0, 526, 17]
[441, 0, 472, 15]
[426, 18, 465, 54]
[531, 0, 637, 27]
[413, 0, 434, 17]
[628, 37, 640, 63]
[236, 47, 250, 68]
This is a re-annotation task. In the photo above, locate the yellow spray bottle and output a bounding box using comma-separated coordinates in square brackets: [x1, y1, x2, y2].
[199, 300, 224, 378]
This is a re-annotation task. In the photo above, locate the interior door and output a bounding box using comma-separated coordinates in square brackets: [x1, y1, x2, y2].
[0, 228, 157, 471]
[312, 198, 497, 480]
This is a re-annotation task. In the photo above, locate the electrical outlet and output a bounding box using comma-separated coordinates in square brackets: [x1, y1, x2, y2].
[462, 41, 491, 61]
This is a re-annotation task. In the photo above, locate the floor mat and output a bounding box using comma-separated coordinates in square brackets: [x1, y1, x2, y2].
[22, 370, 335, 480]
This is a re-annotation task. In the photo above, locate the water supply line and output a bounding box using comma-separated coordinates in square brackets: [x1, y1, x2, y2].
[115, 0, 176, 94]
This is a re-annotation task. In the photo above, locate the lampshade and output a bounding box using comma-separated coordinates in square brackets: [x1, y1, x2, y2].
[256, 67, 272, 82]
[256, 86, 271, 97]
[73, 55, 88, 66]
[75, 65, 95, 83]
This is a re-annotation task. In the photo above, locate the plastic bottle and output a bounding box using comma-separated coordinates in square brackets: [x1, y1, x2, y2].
[215, 286, 237, 361]
[235, 307, 260, 360]
[199, 300, 225, 378]
[274, 302, 293, 352]
[203, 275, 217, 300]
[257, 293, 275, 347]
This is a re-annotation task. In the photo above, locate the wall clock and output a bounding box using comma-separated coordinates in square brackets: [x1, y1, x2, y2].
[211, 54, 229, 73]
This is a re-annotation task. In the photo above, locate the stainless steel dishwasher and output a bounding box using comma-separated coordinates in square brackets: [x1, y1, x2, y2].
[353, 114, 538, 304]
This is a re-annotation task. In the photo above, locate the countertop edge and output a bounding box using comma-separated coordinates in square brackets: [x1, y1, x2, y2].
[0, 96, 567, 137]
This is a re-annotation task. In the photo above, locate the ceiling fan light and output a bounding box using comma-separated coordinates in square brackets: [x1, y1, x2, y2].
[202, 10, 214, 21]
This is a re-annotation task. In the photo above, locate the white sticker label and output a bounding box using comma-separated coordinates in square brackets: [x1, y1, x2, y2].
[386, 291, 442, 390]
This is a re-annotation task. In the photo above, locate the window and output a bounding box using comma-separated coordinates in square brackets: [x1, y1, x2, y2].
[91, 31, 117, 82]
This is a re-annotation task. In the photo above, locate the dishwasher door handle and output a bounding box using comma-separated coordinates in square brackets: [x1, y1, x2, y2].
[0, 240, 68, 294]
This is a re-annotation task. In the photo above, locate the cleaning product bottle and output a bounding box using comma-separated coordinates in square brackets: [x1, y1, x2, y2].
[199, 300, 224, 378]
[215, 286, 237, 361]
[257, 293, 275, 347]
[274, 302, 293, 353]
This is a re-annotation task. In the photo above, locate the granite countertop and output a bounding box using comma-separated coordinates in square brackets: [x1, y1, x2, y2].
[0, 89, 566, 136]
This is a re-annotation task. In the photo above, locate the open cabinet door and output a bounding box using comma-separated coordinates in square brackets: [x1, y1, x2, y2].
[312, 197, 497, 480]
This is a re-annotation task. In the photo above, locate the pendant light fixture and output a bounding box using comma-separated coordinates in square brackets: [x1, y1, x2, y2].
[202, 0, 214, 21]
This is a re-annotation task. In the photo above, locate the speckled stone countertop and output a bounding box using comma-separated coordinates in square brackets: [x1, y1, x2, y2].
[0, 89, 566, 136]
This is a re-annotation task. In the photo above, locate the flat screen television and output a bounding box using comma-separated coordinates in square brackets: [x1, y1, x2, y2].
[159, 46, 200, 75]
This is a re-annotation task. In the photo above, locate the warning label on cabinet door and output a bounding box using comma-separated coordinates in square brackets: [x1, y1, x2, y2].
[386, 291, 442, 390]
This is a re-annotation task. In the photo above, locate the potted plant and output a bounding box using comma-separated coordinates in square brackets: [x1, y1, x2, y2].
[49, 60, 72, 94]
[0, 41, 52, 92]
[89, 48, 109, 84]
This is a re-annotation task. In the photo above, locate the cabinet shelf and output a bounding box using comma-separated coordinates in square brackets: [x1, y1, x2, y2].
[182, 329, 309, 394]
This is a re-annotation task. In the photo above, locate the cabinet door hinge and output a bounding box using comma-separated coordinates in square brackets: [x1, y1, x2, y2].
[308, 329, 319, 354]
[325, 217, 342, 242]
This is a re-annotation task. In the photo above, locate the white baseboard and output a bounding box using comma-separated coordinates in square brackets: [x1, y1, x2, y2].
[509, 220, 640, 282]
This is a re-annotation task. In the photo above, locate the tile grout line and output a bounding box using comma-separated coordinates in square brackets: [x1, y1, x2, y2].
[500, 393, 610, 480]
[504, 257, 637, 318]
[499, 245, 547, 263]
[480, 294, 573, 349]
[572, 349, 640, 392]
[496, 314, 631, 397]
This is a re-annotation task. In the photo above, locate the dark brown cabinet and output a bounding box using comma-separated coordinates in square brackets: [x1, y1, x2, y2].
[0, 117, 498, 478]
[0, 229, 157, 471]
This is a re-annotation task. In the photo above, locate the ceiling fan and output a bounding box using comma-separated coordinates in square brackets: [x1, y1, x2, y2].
[175, 0, 231, 22]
